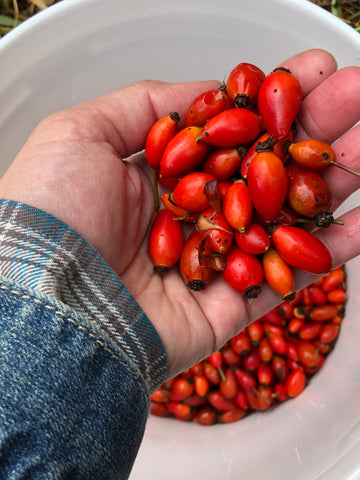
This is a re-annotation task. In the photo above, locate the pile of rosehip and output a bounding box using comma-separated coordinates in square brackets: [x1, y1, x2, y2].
[145, 61, 354, 423]
[150, 267, 346, 424]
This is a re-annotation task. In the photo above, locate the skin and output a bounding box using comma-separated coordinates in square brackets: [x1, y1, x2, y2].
[0, 48, 359, 380]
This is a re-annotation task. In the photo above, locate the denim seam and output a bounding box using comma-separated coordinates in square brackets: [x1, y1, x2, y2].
[0, 283, 148, 398]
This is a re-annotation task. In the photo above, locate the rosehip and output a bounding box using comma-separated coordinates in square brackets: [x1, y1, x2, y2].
[179, 230, 217, 291]
[222, 179, 253, 232]
[218, 408, 246, 423]
[184, 87, 232, 127]
[288, 138, 360, 177]
[148, 209, 184, 274]
[226, 62, 265, 107]
[286, 163, 332, 219]
[285, 369, 306, 398]
[160, 126, 209, 177]
[172, 172, 217, 212]
[197, 108, 262, 147]
[201, 146, 246, 181]
[263, 247, 295, 300]
[271, 225, 332, 275]
[235, 223, 270, 255]
[257, 67, 302, 139]
[247, 149, 288, 222]
[222, 246, 264, 298]
[145, 111, 180, 169]
[195, 207, 233, 254]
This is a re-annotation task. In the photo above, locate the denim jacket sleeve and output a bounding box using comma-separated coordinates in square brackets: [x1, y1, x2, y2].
[0, 199, 167, 480]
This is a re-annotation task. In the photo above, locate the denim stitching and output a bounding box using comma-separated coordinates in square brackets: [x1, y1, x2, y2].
[0, 283, 147, 397]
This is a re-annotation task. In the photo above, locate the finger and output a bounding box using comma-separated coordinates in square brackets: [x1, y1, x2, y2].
[296, 66, 360, 143]
[323, 124, 360, 211]
[277, 48, 337, 97]
[318, 206, 360, 268]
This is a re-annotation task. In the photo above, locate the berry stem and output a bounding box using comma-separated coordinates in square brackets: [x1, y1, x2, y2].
[333, 160, 360, 177]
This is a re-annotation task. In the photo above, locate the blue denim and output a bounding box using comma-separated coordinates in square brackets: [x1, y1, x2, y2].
[0, 200, 168, 479]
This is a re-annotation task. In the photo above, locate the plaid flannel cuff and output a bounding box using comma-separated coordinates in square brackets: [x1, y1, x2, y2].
[0, 199, 167, 392]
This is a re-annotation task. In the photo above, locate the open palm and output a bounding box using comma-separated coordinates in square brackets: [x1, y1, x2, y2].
[1, 49, 360, 379]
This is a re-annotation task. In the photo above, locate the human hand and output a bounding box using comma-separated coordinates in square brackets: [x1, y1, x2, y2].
[0, 49, 359, 380]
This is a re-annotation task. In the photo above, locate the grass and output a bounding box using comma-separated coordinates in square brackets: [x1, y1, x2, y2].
[310, 0, 360, 31]
[0, 0, 61, 36]
[0, 0, 359, 37]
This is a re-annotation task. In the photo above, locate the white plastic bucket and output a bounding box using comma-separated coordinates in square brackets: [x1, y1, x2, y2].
[0, 1, 359, 478]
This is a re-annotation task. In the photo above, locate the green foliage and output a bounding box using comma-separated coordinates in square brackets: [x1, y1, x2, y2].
[311, 0, 360, 31]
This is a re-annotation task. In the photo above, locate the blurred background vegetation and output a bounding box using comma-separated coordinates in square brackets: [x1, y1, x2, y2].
[0, 0, 359, 37]
[310, 0, 360, 30]
[0, 0, 60, 36]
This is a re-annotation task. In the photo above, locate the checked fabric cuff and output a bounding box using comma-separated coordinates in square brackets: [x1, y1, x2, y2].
[0, 199, 167, 393]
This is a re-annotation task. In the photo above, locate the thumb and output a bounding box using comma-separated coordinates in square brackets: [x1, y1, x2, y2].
[23, 79, 221, 159]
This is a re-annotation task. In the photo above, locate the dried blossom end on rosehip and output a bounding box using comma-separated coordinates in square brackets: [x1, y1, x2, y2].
[255, 135, 276, 152]
[283, 291, 296, 302]
[234, 93, 250, 108]
[244, 285, 262, 299]
[187, 279, 207, 291]
[169, 111, 181, 122]
[272, 66, 292, 74]
[153, 265, 171, 275]
[236, 145, 248, 158]
[314, 212, 344, 228]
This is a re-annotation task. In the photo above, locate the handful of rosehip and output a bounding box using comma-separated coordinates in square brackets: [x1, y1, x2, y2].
[145, 62, 359, 300]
